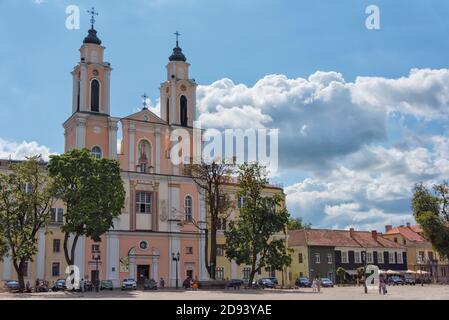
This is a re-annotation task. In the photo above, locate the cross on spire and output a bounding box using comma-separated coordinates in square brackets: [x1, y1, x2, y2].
[142, 93, 149, 109]
[174, 31, 181, 47]
[87, 7, 99, 29]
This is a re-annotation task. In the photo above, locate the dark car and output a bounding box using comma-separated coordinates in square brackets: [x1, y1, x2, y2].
[257, 278, 275, 289]
[143, 279, 158, 291]
[404, 277, 416, 285]
[226, 279, 244, 289]
[5, 280, 20, 292]
[36, 280, 50, 292]
[416, 277, 432, 285]
[51, 279, 66, 292]
[267, 277, 278, 286]
[295, 277, 312, 288]
[320, 278, 334, 288]
[100, 280, 114, 291]
[389, 276, 405, 286]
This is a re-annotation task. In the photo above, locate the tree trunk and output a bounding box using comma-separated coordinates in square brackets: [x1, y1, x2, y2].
[203, 228, 210, 279]
[63, 232, 79, 266]
[12, 260, 25, 293]
[210, 217, 217, 280]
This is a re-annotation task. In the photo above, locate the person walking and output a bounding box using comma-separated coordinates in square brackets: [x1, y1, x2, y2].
[316, 277, 321, 293]
[160, 277, 165, 289]
[312, 278, 317, 293]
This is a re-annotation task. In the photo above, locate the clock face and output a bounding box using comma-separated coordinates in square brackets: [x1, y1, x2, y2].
[93, 70, 99, 76]
[139, 241, 148, 250]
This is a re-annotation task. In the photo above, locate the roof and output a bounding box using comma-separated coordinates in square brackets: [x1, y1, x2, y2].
[122, 108, 167, 125]
[288, 229, 405, 249]
[384, 225, 426, 242]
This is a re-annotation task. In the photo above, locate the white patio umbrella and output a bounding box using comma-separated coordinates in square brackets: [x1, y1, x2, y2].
[387, 270, 399, 275]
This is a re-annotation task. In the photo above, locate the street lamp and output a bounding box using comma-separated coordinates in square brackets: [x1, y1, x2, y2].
[92, 249, 101, 292]
[362, 251, 368, 294]
[172, 252, 180, 289]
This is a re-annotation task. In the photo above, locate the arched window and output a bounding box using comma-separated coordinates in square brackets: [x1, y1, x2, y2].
[166, 98, 170, 123]
[91, 79, 100, 112]
[91, 146, 102, 159]
[137, 140, 152, 173]
[185, 196, 193, 222]
[180, 95, 188, 127]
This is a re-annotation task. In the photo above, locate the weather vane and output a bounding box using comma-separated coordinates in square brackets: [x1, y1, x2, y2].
[87, 7, 99, 29]
[174, 31, 181, 47]
[142, 93, 148, 109]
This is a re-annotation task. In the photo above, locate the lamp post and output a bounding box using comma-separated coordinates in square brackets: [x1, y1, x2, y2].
[172, 252, 180, 289]
[92, 249, 101, 292]
[362, 251, 368, 294]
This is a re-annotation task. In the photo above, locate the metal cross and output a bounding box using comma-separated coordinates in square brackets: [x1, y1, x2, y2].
[174, 31, 181, 47]
[87, 7, 99, 29]
[142, 93, 148, 109]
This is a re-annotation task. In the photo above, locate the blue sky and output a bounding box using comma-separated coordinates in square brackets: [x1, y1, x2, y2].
[1, 0, 448, 230]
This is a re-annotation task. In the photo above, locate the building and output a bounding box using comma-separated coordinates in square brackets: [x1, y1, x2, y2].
[383, 224, 449, 283]
[288, 228, 407, 283]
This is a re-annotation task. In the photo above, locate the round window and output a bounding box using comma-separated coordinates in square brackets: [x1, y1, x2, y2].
[139, 241, 148, 250]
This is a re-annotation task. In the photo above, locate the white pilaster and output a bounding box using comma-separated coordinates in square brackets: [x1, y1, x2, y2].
[199, 193, 209, 280]
[169, 235, 181, 288]
[231, 261, 238, 279]
[151, 248, 160, 281]
[104, 69, 111, 115]
[108, 119, 119, 160]
[155, 128, 161, 174]
[36, 229, 46, 279]
[2, 255, 11, 280]
[106, 233, 120, 288]
[128, 125, 136, 171]
[169, 186, 180, 232]
[75, 117, 86, 149]
[170, 76, 177, 124]
[80, 64, 88, 112]
[71, 71, 77, 114]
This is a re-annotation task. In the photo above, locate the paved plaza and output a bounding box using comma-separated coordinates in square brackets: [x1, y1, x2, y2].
[1, 285, 448, 300]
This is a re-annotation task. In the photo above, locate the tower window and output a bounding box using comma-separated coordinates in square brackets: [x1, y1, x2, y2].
[166, 98, 170, 123]
[180, 95, 188, 127]
[91, 79, 100, 112]
[185, 195, 193, 222]
[91, 146, 102, 159]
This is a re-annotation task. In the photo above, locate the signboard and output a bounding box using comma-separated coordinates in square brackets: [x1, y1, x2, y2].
[119, 257, 129, 273]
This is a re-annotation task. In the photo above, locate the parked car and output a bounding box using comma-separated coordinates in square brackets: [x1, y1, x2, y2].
[121, 278, 137, 290]
[295, 277, 312, 288]
[51, 279, 66, 292]
[267, 277, 278, 286]
[404, 276, 416, 285]
[100, 280, 114, 291]
[257, 278, 276, 289]
[36, 280, 50, 292]
[389, 276, 405, 286]
[226, 279, 244, 289]
[143, 279, 158, 290]
[320, 278, 334, 288]
[416, 277, 432, 285]
[5, 280, 20, 292]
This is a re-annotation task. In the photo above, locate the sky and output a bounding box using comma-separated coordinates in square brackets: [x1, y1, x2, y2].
[0, 0, 448, 231]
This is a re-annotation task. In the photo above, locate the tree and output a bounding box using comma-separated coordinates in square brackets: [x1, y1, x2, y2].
[287, 217, 311, 230]
[357, 266, 366, 286]
[189, 160, 234, 279]
[224, 163, 291, 287]
[0, 157, 55, 292]
[48, 149, 125, 266]
[412, 182, 449, 260]
[336, 267, 346, 285]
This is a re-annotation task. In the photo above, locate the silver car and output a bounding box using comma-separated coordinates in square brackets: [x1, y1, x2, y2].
[121, 278, 137, 290]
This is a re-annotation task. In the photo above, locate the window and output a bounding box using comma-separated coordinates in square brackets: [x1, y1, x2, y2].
[327, 253, 333, 264]
[217, 245, 225, 257]
[237, 196, 245, 209]
[418, 251, 425, 263]
[136, 192, 152, 214]
[389, 252, 396, 264]
[53, 239, 61, 253]
[91, 146, 102, 159]
[215, 267, 225, 280]
[377, 251, 384, 264]
[180, 95, 188, 127]
[137, 140, 152, 173]
[428, 251, 434, 261]
[355, 252, 361, 264]
[315, 253, 321, 264]
[185, 196, 193, 222]
[22, 262, 29, 277]
[90, 79, 100, 112]
[341, 251, 349, 264]
[186, 247, 193, 255]
[166, 98, 170, 123]
[217, 218, 227, 231]
[366, 252, 373, 264]
[92, 244, 100, 253]
[298, 253, 303, 264]
[243, 267, 251, 280]
[52, 262, 60, 277]
[394, 237, 398, 243]
[397, 252, 403, 264]
[24, 183, 33, 194]
[403, 239, 407, 245]
[268, 267, 276, 278]
[50, 208, 64, 224]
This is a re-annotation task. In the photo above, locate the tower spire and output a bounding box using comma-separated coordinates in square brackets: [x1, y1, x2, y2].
[174, 31, 181, 47]
[87, 7, 99, 30]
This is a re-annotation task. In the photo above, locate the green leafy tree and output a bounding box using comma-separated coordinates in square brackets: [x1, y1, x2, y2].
[48, 149, 125, 266]
[224, 163, 291, 287]
[287, 217, 312, 230]
[412, 182, 449, 260]
[0, 157, 55, 292]
[336, 267, 346, 285]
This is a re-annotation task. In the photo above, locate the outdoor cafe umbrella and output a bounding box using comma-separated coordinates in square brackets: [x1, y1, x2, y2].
[406, 270, 417, 274]
[416, 270, 430, 275]
[387, 270, 399, 275]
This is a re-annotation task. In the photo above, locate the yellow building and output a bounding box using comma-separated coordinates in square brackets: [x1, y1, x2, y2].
[212, 182, 290, 286]
[287, 230, 309, 283]
[383, 224, 449, 283]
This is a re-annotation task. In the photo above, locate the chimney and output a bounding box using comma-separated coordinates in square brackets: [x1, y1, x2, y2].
[371, 230, 378, 241]
[385, 225, 392, 233]
[349, 228, 355, 238]
[406, 222, 411, 228]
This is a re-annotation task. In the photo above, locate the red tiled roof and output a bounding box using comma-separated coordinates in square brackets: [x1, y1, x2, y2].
[288, 229, 405, 249]
[385, 225, 426, 242]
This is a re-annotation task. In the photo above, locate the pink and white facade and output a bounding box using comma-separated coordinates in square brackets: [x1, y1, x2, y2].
[63, 26, 207, 287]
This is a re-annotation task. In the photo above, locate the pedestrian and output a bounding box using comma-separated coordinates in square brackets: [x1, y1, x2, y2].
[80, 278, 85, 293]
[316, 277, 321, 293]
[312, 278, 317, 293]
[26, 281, 32, 293]
[160, 277, 165, 289]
